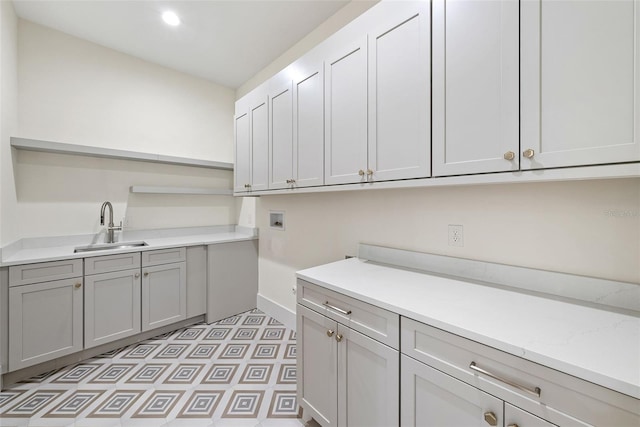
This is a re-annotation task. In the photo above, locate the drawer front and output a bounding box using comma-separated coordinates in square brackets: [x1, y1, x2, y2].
[297, 279, 399, 349]
[9, 259, 82, 286]
[401, 317, 639, 427]
[85, 252, 141, 275]
[142, 247, 186, 267]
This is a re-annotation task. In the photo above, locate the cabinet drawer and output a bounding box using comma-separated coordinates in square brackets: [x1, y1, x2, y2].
[297, 279, 399, 349]
[9, 259, 82, 286]
[85, 252, 141, 275]
[142, 247, 186, 267]
[401, 317, 639, 427]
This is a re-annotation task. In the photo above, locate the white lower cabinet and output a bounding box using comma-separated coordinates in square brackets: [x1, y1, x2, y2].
[297, 304, 399, 427]
[84, 268, 141, 349]
[401, 354, 503, 427]
[8, 277, 83, 371]
[142, 262, 186, 331]
[401, 355, 558, 427]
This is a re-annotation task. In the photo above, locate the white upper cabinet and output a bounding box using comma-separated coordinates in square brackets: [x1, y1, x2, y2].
[432, 0, 519, 176]
[233, 99, 251, 193]
[250, 90, 269, 191]
[234, 85, 269, 192]
[521, 0, 640, 169]
[368, 1, 431, 181]
[269, 54, 325, 190]
[325, 36, 369, 185]
[293, 53, 325, 188]
[269, 75, 294, 190]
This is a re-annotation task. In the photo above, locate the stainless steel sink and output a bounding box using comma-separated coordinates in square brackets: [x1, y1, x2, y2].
[74, 241, 148, 253]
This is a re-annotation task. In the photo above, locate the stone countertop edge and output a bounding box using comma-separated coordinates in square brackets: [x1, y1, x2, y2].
[0, 230, 258, 267]
[296, 257, 640, 400]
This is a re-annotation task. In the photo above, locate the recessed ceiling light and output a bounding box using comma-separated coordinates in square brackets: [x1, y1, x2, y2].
[162, 11, 181, 26]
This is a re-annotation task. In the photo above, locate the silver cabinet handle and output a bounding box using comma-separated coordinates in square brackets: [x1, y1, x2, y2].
[523, 148, 535, 159]
[469, 362, 541, 397]
[326, 329, 334, 337]
[74, 283, 82, 289]
[134, 272, 140, 279]
[335, 334, 343, 343]
[366, 169, 373, 176]
[144, 272, 149, 277]
[358, 170, 365, 176]
[323, 301, 352, 316]
[503, 151, 515, 161]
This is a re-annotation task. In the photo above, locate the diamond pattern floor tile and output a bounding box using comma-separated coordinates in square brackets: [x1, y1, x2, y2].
[0, 309, 303, 426]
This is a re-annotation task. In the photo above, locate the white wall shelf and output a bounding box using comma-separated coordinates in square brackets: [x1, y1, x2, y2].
[11, 137, 234, 171]
[130, 186, 233, 195]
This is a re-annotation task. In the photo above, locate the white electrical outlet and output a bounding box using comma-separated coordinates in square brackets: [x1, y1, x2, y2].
[448, 225, 464, 247]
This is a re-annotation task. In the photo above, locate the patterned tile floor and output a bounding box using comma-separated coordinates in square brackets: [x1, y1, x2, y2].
[0, 309, 305, 427]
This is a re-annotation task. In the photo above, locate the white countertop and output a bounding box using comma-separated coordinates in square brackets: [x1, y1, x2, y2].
[297, 257, 640, 399]
[1, 227, 257, 267]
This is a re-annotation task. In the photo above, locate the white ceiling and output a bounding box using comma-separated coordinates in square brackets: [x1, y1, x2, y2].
[12, 0, 349, 89]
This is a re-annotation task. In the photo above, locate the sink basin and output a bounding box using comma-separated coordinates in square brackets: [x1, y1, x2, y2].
[74, 241, 148, 253]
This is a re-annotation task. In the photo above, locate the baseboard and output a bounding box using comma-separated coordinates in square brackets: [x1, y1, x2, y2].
[257, 293, 296, 331]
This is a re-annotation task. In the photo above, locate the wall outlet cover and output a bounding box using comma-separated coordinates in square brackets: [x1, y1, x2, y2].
[448, 224, 464, 247]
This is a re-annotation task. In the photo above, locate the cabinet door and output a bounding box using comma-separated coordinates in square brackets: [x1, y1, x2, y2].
[297, 304, 338, 427]
[294, 55, 325, 188]
[234, 108, 251, 193]
[337, 325, 399, 427]
[432, 0, 519, 176]
[521, 0, 640, 169]
[368, 1, 431, 181]
[505, 403, 557, 427]
[85, 269, 141, 348]
[251, 93, 270, 191]
[401, 355, 503, 427]
[325, 36, 368, 185]
[142, 262, 186, 331]
[269, 80, 294, 190]
[9, 278, 83, 371]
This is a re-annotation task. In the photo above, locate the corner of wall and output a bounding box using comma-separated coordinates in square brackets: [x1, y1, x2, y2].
[235, 0, 378, 99]
[0, 0, 19, 247]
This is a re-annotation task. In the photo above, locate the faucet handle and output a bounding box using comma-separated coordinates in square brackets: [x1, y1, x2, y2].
[108, 221, 123, 231]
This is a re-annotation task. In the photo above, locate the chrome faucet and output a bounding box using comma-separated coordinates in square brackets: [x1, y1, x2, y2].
[100, 201, 122, 244]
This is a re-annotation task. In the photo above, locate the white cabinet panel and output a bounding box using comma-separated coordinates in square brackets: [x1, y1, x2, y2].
[9, 278, 83, 371]
[84, 252, 140, 275]
[368, 1, 430, 181]
[84, 269, 141, 348]
[142, 247, 186, 267]
[521, 0, 640, 168]
[207, 240, 257, 323]
[294, 56, 325, 188]
[401, 354, 502, 427]
[186, 245, 207, 318]
[142, 262, 186, 331]
[269, 81, 294, 190]
[251, 96, 269, 191]
[297, 304, 338, 427]
[338, 325, 399, 427]
[433, 0, 519, 176]
[234, 110, 251, 193]
[325, 36, 368, 185]
[9, 259, 82, 287]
